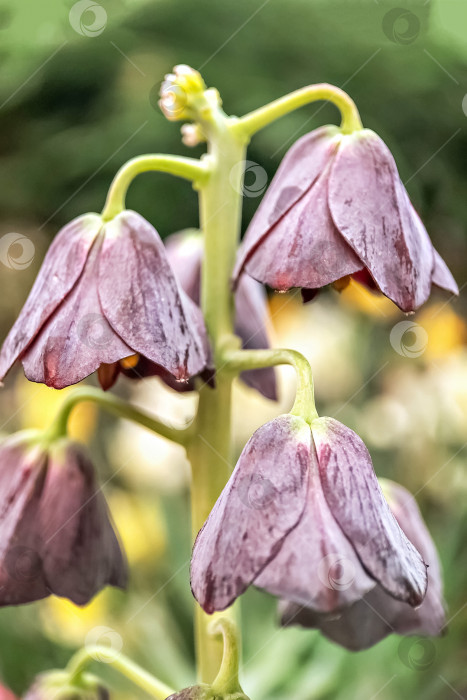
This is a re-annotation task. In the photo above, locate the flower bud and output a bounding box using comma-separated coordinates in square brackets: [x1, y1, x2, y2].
[159, 66, 206, 122]
[23, 671, 108, 699]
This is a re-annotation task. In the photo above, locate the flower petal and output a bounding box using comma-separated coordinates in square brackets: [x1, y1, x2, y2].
[40, 442, 127, 605]
[431, 249, 459, 296]
[255, 444, 374, 611]
[21, 237, 133, 389]
[311, 417, 427, 606]
[233, 126, 342, 281]
[234, 275, 277, 400]
[190, 415, 311, 613]
[243, 163, 363, 291]
[98, 212, 208, 380]
[0, 214, 102, 382]
[328, 130, 433, 311]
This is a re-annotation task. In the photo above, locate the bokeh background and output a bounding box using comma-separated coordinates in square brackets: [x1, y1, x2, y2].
[1, 0, 466, 698]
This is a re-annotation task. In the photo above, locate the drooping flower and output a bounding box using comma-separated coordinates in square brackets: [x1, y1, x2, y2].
[163, 230, 277, 400]
[280, 478, 445, 650]
[0, 211, 210, 390]
[0, 431, 126, 606]
[23, 671, 109, 699]
[191, 415, 427, 619]
[233, 126, 458, 312]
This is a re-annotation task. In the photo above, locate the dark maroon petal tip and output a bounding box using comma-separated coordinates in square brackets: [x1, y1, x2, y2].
[190, 415, 311, 613]
[311, 417, 428, 606]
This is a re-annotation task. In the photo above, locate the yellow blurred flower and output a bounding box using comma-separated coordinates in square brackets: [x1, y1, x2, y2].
[107, 488, 167, 567]
[39, 590, 114, 646]
[340, 279, 400, 319]
[417, 303, 466, 360]
[16, 377, 96, 443]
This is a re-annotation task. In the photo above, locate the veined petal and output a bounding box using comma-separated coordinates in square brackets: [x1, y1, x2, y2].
[21, 237, 133, 389]
[311, 417, 428, 606]
[0, 214, 102, 382]
[233, 126, 342, 281]
[39, 442, 126, 605]
[431, 248, 459, 295]
[190, 415, 311, 613]
[328, 130, 433, 311]
[243, 163, 362, 291]
[98, 212, 208, 380]
[255, 443, 374, 611]
[234, 275, 277, 400]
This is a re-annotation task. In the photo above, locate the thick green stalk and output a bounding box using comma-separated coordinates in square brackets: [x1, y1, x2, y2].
[186, 105, 248, 683]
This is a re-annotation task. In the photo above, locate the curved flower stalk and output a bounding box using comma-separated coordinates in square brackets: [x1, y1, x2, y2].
[164, 230, 277, 400]
[0, 211, 210, 390]
[191, 415, 427, 622]
[233, 126, 458, 312]
[0, 431, 126, 606]
[280, 479, 445, 650]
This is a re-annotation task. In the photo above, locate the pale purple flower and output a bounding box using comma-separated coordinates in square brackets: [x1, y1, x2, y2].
[0, 432, 126, 606]
[0, 211, 209, 390]
[190, 415, 427, 616]
[280, 479, 445, 650]
[233, 126, 458, 312]
[164, 230, 277, 400]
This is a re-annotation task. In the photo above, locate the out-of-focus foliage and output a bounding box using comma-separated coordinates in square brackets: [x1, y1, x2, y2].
[0, 0, 466, 698]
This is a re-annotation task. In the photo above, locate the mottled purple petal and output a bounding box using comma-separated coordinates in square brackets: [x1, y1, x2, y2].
[40, 441, 127, 605]
[0, 214, 102, 382]
[164, 229, 203, 302]
[312, 418, 427, 606]
[191, 415, 311, 613]
[233, 126, 342, 281]
[166, 229, 276, 399]
[0, 435, 50, 605]
[279, 587, 393, 651]
[21, 237, 133, 389]
[98, 212, 208, 380]
[328, 130, 433, 311]
[255, 443, 374, 611]
[234, 275, 277, 400]
[243, 163, 362, 291]
[381, 479, 445, 635]
[431, 248, 459, 295]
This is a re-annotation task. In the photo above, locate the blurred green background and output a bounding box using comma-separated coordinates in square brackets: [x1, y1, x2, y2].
[0, 0, 466, 698]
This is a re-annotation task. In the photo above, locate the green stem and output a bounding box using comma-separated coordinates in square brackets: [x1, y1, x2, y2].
[222, 348, 318, 424]
[45, 386, 191, 446]
[101, 154, 210, 221]
[185, 100, 248, 684]
[235, 83, 363, 137]
[66, 645, 174, 699]
[187, 377, 237, 684]
[209, 618, 243, 696]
